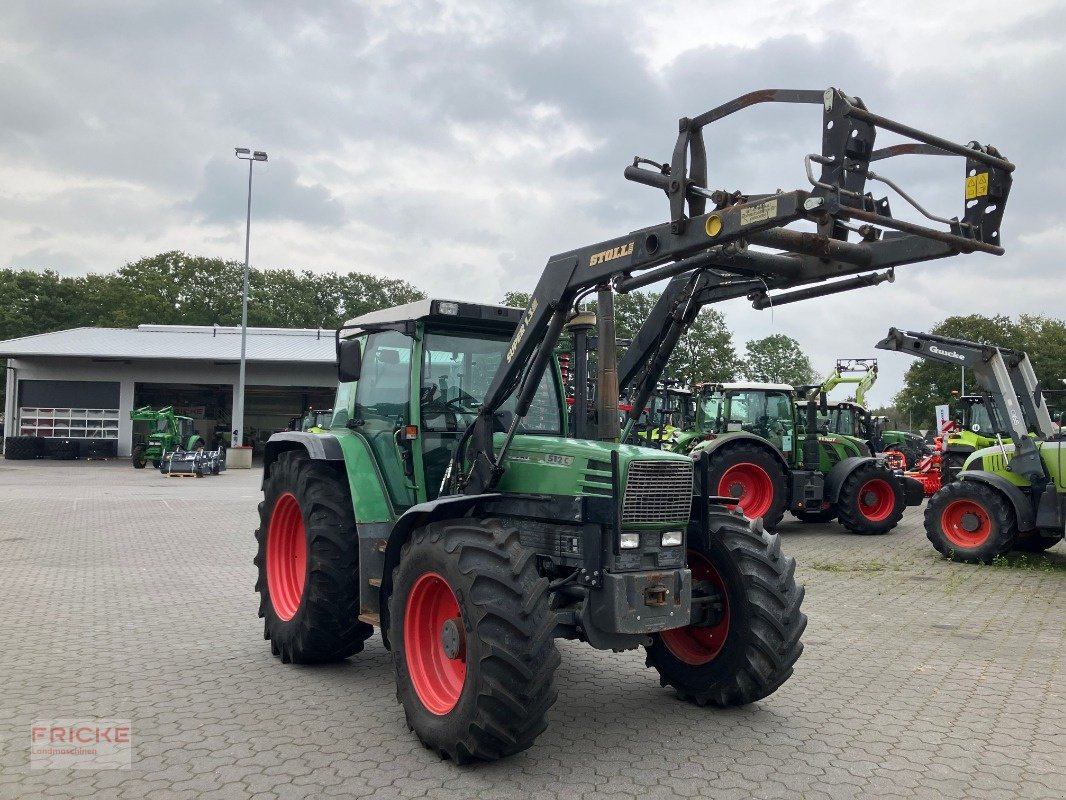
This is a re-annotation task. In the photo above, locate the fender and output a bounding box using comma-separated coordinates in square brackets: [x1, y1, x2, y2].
[377, 493, 502, 648]
[944, 444, 976, 455]
[958, 470, 1037, 530]
[823, 456, 877, 503]
[689, 431, 791, 473]
[263, 432, 344, 483]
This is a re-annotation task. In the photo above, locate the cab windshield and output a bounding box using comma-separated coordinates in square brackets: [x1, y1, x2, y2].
[421, 330, 562, 434]
[966, 401, 995, 436]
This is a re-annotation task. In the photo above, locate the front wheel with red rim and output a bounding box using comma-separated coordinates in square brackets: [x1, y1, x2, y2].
[254, 450, 372, 664]
[717, 464, 775, 521]
[403, 573, 466, 715]
[266, 492, 307, 621]
[645, 510, 806, 708]
[924, 480, 1017, 563]
[659, 549, 730, 665]
[836, 463, 905, 535]
[390, 519, 559, 764]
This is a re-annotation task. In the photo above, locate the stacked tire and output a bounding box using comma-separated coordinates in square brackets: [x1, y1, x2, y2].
[4, 436, 43, 460]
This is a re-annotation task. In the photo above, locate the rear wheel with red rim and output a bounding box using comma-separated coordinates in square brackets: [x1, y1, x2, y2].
[924, 480, 1017, 563]
[390, 519, 559, 764]
[255, 450, 372, 663]
[645, 510, 806, 707]
[704, 443, 788, 529]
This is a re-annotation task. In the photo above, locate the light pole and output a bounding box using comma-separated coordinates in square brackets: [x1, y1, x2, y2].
[233, 147, 268, 449]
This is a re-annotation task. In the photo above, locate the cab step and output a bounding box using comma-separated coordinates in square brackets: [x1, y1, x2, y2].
[358, 612, 380, 627]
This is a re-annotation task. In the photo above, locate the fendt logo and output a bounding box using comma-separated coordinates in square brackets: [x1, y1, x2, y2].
[929, 345, 965, 362]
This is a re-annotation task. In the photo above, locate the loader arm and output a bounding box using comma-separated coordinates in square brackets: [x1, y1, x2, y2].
[457, 87, 1013, 496]
[875, 328, 1052, 483]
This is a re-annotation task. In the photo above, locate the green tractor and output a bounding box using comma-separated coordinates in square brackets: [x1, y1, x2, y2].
[815, 398, 929, 469]
[818, 358, 928, 467]
[130, 406, 205, 469]
[300, 408, 334, 433]
[678, 382, 921, 532]
[877, 329, 1064, 561]
[253, 87, 1009, 760]
[630, 383, 695, 449]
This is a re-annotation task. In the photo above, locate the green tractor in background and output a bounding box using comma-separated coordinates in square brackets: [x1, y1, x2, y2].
[677, 382, 921, 532]
[818, 358, 928, 467]
[631, 382, 695, 449]
[300, 408, 334, 433]
[130, 406, 206, 469]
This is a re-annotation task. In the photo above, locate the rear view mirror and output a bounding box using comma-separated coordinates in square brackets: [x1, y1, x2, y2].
[338, 338, 362, 383]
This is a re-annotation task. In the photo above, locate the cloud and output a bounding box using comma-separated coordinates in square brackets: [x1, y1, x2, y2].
[0, 0, 1063, 403]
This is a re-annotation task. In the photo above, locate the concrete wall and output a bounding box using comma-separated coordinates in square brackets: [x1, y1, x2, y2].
[5, 357, 335, 456]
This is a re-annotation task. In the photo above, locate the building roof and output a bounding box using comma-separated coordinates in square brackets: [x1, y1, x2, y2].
[0, 325, 336, 363]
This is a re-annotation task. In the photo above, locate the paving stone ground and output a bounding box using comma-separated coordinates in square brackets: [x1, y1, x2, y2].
[0, 459, 1063, 799]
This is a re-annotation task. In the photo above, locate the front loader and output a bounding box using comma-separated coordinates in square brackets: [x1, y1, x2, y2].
[254, 87, 1011, 762]
[877, 329, 1064, 561]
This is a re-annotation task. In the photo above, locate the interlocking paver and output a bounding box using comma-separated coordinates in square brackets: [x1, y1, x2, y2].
[1, 459, 1063, 800]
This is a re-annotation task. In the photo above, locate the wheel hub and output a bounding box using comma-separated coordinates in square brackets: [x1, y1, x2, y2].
[960, 512, 981, 533]
[441, 617, 465, 660]
[862, 490, 877, 506]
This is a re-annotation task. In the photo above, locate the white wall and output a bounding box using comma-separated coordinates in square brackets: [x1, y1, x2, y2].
[7, 357, 335, 456]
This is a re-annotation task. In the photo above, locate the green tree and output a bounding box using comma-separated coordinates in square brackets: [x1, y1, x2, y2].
[740, 334, 816, 385]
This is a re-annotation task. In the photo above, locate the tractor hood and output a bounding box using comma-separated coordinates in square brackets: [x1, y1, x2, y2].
[493, 434, 693, 525]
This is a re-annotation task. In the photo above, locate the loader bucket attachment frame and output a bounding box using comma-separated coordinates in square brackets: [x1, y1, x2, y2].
[457, 87, 1013, 496]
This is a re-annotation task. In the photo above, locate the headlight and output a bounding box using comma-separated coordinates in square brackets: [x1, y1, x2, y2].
[620, 532, 640, 549]
[661, 531, 683, 547]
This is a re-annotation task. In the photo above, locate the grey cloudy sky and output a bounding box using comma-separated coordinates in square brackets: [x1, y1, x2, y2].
[2, 0, 1063, 409]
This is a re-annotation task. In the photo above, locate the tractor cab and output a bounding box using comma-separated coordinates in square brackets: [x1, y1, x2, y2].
[300, 409, 334, 433]
[633, 384, 695, 447]
[694, 383, 797, 458]
[329, 299, 566, 508]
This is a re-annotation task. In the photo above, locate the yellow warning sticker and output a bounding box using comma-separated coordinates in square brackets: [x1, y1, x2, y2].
[965, 172, 989, 200]
[739, 199, 778, 226]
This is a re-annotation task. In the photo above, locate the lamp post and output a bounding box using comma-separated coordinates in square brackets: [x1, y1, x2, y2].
[233, 147, 268, 449]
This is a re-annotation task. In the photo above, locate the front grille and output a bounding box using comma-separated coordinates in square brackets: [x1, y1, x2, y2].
[621, 460, 693, 524]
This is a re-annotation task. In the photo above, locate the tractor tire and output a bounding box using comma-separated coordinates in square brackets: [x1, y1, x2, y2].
[255, 450, 372, 664]
[791, 504, 837, 524]
[1012, 533, 1063, 554]
[705, 443, 788, 529]
[836, 462, 905, 535]
[882, 443, 918, 471]
[132, 445, 148, 469]
[941, 452, 970, 484]
[4, 436, 41, 460]
[646, 512, 805, 707]
[924, 480, 1017, 563]
[389, 519, 559, 764]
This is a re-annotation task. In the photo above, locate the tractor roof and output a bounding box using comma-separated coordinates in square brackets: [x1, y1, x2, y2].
[697, 381, 794, 393]
[341, 299, 523, 336]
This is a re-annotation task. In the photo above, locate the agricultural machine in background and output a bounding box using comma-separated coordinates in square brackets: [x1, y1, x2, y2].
[254, 87, 1011, 762]
[877, 329, 1063, 561]
[675, 381, 920, 531]
[130, 406, 206, 469]
[817, 358, 930, 467]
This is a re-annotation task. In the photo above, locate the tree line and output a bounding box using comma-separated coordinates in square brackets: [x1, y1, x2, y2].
[13, 253, 1060, 434]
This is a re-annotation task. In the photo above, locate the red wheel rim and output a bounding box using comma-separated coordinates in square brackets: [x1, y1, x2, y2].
[266, 492, 307, 621]
[717, 463, 774, 519]
[659, 549, 730, 665]
[940, 499, 992, 548]
[404, 572, 467, 715]
[856, 478, 895, 522]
